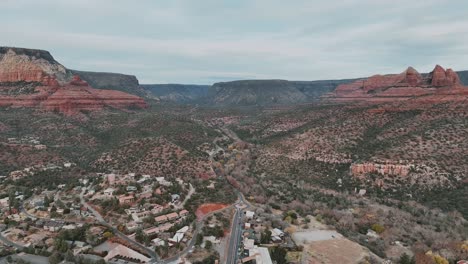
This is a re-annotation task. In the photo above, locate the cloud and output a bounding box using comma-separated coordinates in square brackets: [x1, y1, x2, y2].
[1, 0, 468, 84]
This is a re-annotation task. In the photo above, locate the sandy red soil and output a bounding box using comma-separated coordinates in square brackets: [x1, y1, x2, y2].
[196, 203, 228, 220]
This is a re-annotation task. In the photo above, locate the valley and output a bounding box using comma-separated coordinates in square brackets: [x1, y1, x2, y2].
[0, 47, 467, 264]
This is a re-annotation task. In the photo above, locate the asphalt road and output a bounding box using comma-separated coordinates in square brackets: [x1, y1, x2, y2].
[226, 206, 242, 264]
[0, 231, 24, 250]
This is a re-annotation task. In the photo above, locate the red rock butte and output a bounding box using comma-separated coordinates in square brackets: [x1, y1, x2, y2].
[323, 65, 468, 104]
[0, 47, 147, 115]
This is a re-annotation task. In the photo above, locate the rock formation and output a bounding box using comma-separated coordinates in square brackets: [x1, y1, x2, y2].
[430, 65, 461, 87]
[41, 75, 147, 115]
[0, 47, 71, 83]
[325, 65, 468, 103]
[0, 47, 147, 115]
[404, 66, 423, 86]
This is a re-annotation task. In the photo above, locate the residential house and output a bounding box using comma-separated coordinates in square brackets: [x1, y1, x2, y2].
[144, 227, 160, 237]
[158, 223, 173, 232]
[166, 212, 179, 221]
[155, 215, 168, 224]
[138, 191, 152, 200]
[271, 228, 285, 242]
[118, 195, 134, 205]
[43, 220, 64, 232]
[155, 177, 172, 186]
[106, 174, 116, 186]
[126, 186, 137, 192]
[132, 211, 151, 223]
[126, 222, 139, 232]
[179, 209, 189, 217]
[245, 211, 255, 219]
[150, 204, 164, 215]
[34, 145, 47, 150]
[124, 207, 140, 215]
[152, 238, 165, 247]
[0, 197, 9, 207]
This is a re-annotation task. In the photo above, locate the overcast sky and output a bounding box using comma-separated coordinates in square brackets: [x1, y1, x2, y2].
[2, 0, 468, 84]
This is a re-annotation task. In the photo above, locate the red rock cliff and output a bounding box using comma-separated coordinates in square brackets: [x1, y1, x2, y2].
[326, 65, 467, 103]
[0, 47, 147, 115]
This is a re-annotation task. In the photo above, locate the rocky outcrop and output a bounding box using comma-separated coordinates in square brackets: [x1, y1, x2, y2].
[41, 76, 147, 114]
[0, 47, 147, 115]
[430, 65, 461, 87]
[0, 47, 71, 83]
[325, 65, 468, 103]
[404, 66, 423, 86]
[351, 163, 411, 177]
[0, 75, 147, 115]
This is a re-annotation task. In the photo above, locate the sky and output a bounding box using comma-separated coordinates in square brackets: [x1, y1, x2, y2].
[2, 0, 468, 84]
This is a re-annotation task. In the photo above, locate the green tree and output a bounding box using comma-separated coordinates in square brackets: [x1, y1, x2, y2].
[371, 223, 385, 234]
[54, 238, 69, 253]
[398, 253, 415, 264]
[260, 229, 272, 244]
[48, 252, 63, 264]
[195, 233, 203, 246]
[205, 240, 213, 250]
[270, 247, 287, 264]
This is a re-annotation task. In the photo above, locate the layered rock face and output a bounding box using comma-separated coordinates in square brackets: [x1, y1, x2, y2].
[325, 65, 468, 103]
[41, 76, 147, 115]
[0, 47, 71, 83]
[0, 47, 147, 115]
[430, 65, 460, 86]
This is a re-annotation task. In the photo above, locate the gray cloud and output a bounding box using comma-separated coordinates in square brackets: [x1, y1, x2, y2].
[2, 0, 467, 84]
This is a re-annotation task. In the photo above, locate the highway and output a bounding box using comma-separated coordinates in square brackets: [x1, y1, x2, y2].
[226, 206, 242, 264]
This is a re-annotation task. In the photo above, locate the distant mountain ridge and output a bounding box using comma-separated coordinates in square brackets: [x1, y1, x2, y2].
[458, 70, 468, 85]
[71, 70, 146, 96]
[141, 79, 357, 106]
[141, 70, 468, 106]
[141, 84, 210, 102]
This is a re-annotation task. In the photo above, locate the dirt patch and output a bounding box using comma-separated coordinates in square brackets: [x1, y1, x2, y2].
[303, 238, 373, 264]
[292, 230, 342, 246]
[196, 203, 228, 220]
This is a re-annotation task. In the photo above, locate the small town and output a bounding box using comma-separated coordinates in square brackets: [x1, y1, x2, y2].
[0, 164, 306, 264]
